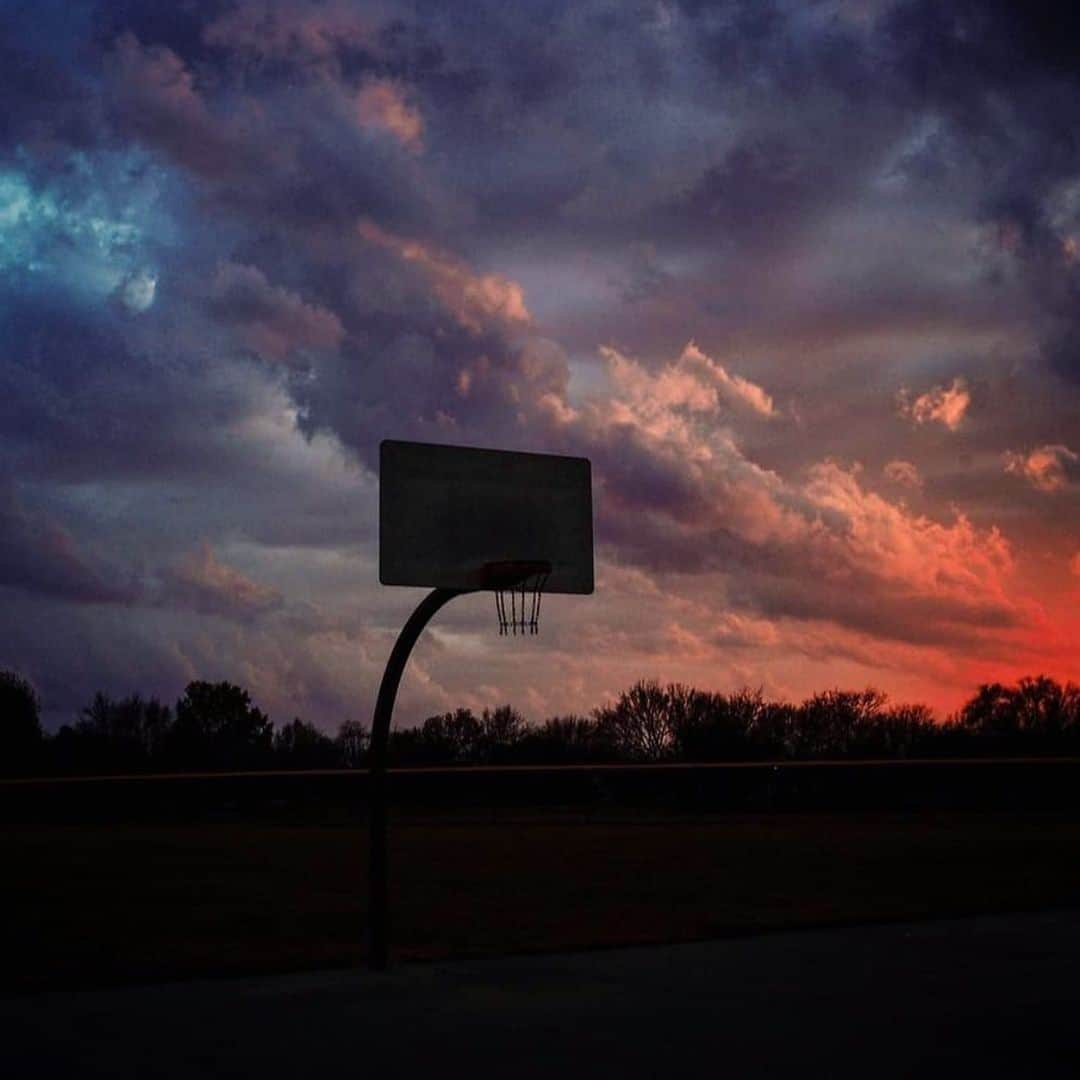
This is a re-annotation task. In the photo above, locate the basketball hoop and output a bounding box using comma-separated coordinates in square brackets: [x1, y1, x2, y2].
[370, 440, 593, 970]
[481, 560, 551, 635]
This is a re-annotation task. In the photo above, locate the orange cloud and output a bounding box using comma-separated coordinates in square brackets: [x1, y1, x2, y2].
[1002, 444, 1079, 492]
[898, 377, 970, 430]
[357, 219, 531, 331]
[802, 461, 1014, 605]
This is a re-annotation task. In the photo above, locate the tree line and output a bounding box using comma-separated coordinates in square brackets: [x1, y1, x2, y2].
[1, 668, 1079, 777]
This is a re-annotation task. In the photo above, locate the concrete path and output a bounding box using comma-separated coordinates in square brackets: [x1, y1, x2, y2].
[5, 910, 1079, 1077]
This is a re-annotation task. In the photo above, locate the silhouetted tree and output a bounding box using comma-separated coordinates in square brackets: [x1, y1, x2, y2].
[958, 682, 1017, 739]
[12, 670, 1080, 777]
[0, 669, 43, 775]
[954, 676, 1080, 753]
[1012, 676, 1078, 739]
[595, 680, 676, 761]
[478, 705, 527, 763]
[867, 703, 938, 758]
[791, 688, 888, 758]
[672, 686, 772, 760]
[516, 715, 610, 764]
[274, 718, 340, 769]
[168, 681, 273, 770]
[421, 708, 482, 764]
[387, 708, 483, 765]
[667, 683, 720, 758]
[68, 692, 173, 771]
[336, 720, 369, 768]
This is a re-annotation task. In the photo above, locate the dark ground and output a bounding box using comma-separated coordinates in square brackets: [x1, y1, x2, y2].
[5, 811, 1080, 991]
[4, 909, 1079, 1078]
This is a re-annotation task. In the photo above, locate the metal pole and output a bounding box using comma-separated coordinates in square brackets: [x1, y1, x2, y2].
[368, 587, 466, 970]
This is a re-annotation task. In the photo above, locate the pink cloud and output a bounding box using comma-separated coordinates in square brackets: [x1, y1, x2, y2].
[358, 219, 531, 331]
[680, 342, 777, 417]
[355, 79, 424, 152]
[599, 343, 775, 427]
[709, 611, 782, 648]
[1002, 444, 1079, 492]
[545, 342, 1020, 649]
[898, 377, 970, 430]
[593, 343, 777, 465]
[160, 542, 282, 620]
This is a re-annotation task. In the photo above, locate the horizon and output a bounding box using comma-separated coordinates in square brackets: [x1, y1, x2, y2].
[2, 1, 1079, 732]
[23, 670, 1080, 738]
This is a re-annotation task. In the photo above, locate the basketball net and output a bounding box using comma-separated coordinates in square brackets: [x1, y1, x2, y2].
[495, 568, 549, 635]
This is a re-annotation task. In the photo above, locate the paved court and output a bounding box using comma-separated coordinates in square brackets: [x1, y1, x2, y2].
[4, 909, 1078, 1077]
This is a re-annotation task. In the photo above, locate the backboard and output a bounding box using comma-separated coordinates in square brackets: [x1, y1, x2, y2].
[379, 439, 594, 594]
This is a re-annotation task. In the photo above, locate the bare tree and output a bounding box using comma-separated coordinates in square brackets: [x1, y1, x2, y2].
[595, 679, 675, 761]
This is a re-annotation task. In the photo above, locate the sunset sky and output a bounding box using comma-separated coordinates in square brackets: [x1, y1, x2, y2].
[2, 0, 1078, 730]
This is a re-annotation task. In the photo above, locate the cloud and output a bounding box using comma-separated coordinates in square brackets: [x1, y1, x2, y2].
[114, 267, 157, 313]
[800, 462, 1015, 616]
[544, 343, 1021, 649]
[357, 219, 531, 332]
[204, 0, 380, 71]
[680, 341, 777, 417]
[209, 261, 344, 363]
[596, 342, 776, 442]
[355, 79, 423, 152]
[883, 459, 922, 488]
[158, 542, 283, 620]
[0, 160, 154, 305]
[0, 289, 287, 486]
[661, 134, 846, 252]
[1002, 444, 1079, 492]
[709, 611, 781, 648]
[105, 33, 239, 178]
[0, 483, 137, 605]
[898, 378, 970, 430]
[4, 0, 1079, 723]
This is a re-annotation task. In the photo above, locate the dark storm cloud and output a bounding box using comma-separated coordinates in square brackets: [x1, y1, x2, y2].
[881, 0, 1080, 382]
[104, 31, 256, 181]
[0, 292, 264, 483]
[0, 482, 137, 605]
[96, 22, 451, 247]
[658, 134, 847, 252]
[733, 566, 1022, 652]
[0, 5, 103, 152]
[209, 261, 344, 363]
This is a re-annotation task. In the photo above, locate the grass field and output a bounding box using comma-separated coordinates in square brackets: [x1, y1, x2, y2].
[6, 811, 1080, 992]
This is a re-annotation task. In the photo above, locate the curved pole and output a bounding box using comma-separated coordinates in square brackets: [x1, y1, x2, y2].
[368, 587, 469, 970]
